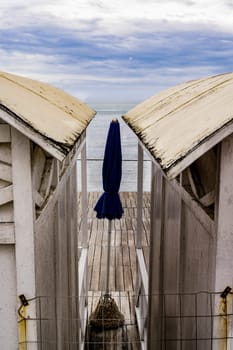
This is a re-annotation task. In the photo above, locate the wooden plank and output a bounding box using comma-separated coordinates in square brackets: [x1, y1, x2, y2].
[91, 244, 101, 291]
[11, 128, 38, 345]
[214, 136, 233, 350]
[0, 179, 10, 189]
[35, 137, 82, 227]
[39, 158, 54, 199]
[128, 230, 135, 246]
[109, 247, 116, 291]
[115, 246, 124, 291]
[51, 159, 59, 189]
[137, 143, 144, 248]
[0, 144, 11, 164]
[0, 245, 18, 346]
[0, 124, 10, 142]
[121, 227, 128, 246]
[0, 223, 15, 243]
[31, 146, 46, 191]
[122, 246, 130, 266]
[81, 141, 88, 248]
[0, 184, 13, 205]
[123, 266, 133, 291]
[136, 249, 148, 302]
[79, 248, 88, 296]
[99, 246, 107, 292]
[33, 189, 44, 207]
[148, 165, 164, 350]
[0, 202, 14, 222]
[88, 244, 95, 266]
[0, 162, 12, 182]
[171, 178, 215, 234]
[115, 229, 122, 246]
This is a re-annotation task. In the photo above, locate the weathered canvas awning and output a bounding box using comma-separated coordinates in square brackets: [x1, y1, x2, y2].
[0, 71, 96, 160]
[122, 72, 233, 178]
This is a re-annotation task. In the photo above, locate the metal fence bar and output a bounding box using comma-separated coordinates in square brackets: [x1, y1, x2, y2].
[16, 291, 233, 348]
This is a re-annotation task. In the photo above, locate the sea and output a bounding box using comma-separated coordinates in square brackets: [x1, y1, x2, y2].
[77, 103, 151, 192]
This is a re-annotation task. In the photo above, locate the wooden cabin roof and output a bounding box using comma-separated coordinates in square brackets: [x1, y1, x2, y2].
[122, 72, 233, 179]
[0, 71, 96, 160]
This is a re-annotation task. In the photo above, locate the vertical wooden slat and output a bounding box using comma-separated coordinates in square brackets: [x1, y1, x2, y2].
[11, 128, 38, 349]
[56, 184, 70, 350]
[66, 175, 72, 349]
[148, 163, 164, 350]
[136, 142, 143, 249]
[213, 136, 233, 350]
[163, 179, 182, 350]
[71, 164, 79, 349]
[81, 139, 88, 248]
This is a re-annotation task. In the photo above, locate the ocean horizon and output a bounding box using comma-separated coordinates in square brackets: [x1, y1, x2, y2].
[77, 103, 151, 192]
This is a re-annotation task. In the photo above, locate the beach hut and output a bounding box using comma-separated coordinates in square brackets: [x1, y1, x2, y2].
[122, 72, 233, 350]
[0, 72, 96, 349]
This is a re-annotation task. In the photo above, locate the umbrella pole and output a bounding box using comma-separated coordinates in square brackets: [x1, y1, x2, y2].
[105, 219, 112, 296]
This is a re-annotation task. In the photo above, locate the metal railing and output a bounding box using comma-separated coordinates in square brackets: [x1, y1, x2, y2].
[15, 290, 233, 350]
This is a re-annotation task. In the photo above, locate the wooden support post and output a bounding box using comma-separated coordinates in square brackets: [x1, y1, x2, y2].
[148, 162, 164, 350]
[70, 163, 79, 347]
[79, 137, 89, 349]
[213, 136, 233, 350]
[11, 128, 38, 349]
[135, 142, 147, 347]
[81, 138, 88, 248]
[136, 142, 143, 249]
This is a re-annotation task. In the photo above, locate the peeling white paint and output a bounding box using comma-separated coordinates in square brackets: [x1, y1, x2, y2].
[123, 72, 233, 178]
[0, 71, 96, 152]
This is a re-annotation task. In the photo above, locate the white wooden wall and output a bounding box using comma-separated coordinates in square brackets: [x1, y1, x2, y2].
[0, 245, 18, 349]
[213, 135, 233, 350]
[34, 142, 80, 349]
[148, 161, 216, 350]
[0, 117, 83, 349]
[0, 119, 18, 349]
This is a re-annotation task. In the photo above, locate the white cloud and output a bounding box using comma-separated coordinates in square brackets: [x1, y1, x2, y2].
[0, 0, 233, 34]
[0, 0, 232, 103]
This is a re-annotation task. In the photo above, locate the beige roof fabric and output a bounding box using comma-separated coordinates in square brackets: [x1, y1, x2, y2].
[122, 72, 233, 178]
[0, 71, 96, 158]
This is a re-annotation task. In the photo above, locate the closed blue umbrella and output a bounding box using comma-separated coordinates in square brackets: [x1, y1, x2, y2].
[92, 119, 124, 328]
[94, 119, 123, 221]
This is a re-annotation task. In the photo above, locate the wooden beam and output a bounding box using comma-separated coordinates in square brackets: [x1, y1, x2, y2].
[136, 248, 148, 303]
[148, 164, 164, 350]
[0, 202, 14, 222]
[0, 185, 13, 205]
[33, 190, 44, 208]
[11, 127, 38, 348]
[0, 223, 15, 243]
[213, 136, 233, 350]
[81, 140, 88, 248]
[31, 146, 46, 191]
[0, 162, 12, 182]
[0, 179, 10, 189]
[39, 158, 54, 199]
[0, 144, 11, 164]
[35, 134, 85, 226]
[0, 124, 11, 142]
[136, 142, 143, 248]
[170, 178, 214, 235]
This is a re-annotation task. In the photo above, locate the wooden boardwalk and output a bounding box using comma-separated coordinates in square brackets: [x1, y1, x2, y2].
[78, 192, 150, 350]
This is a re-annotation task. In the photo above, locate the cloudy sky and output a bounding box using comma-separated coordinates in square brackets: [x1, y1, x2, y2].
[1, 0, 233, 104]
